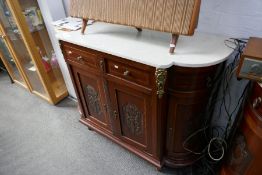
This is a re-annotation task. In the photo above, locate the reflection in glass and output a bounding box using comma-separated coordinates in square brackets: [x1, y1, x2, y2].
[0, 37, 24, 84]
[0, 0, 47, 96]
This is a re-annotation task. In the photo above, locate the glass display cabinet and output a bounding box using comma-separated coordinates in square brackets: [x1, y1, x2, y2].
[0, 0, 68, 104]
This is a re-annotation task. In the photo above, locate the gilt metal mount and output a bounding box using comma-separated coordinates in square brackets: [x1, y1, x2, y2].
[155, 69, 167, 99]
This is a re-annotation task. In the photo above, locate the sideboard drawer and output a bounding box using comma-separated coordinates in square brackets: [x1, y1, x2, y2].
[63, 45, 98, 70]
[104, 57, 153, 88]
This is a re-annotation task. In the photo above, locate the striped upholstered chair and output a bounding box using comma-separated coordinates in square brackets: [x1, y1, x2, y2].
[70, 0, 201, 53]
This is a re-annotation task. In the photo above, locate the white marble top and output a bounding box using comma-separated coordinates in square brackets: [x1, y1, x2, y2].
[55, 21, 233, 68]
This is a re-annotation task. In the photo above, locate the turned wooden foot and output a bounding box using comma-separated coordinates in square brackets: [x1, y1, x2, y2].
[88, 127, 93, 131]
[169, 34, 179, 54]
[81, 18, 88, 34]
[156, 166, 163, 172]
[136, 27, 142, 32]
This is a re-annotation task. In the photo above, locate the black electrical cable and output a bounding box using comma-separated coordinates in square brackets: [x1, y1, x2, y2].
[223, 81, 250, 138]
[182, 38, 249, 174]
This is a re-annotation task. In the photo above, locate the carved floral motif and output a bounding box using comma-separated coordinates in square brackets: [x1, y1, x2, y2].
[122, 103, 143, 136]
[85, 85, 102, 116]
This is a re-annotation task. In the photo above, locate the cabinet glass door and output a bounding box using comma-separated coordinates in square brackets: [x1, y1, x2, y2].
[17, 0, 67, 98]
[0, 35, 24, 84]
[0, 0, 47, 97]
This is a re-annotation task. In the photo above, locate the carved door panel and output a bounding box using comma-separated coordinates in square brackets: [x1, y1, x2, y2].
[71, 67, 111, 130]
[107, 81, 153, 153]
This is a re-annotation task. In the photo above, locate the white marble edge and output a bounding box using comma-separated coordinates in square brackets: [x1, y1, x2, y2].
[55, 22, 234, 68]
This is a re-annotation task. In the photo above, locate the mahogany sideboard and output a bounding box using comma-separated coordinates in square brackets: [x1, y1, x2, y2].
[59, 40, 221, 169]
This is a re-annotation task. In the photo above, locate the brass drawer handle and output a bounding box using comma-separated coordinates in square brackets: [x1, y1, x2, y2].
[76, 56, 83, 61]
[253, 97, 262, 109]
[100, 60, 105, 71]
[123, 70, 130, 76]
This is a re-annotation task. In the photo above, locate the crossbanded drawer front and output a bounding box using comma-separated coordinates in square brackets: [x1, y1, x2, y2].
[63, 45, 98, 70]
[104, 58, 153, 88]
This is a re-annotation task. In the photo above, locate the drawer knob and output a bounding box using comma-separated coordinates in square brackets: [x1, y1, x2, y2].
[123, 70, 130, 76]
[68, 51, 72, 55]
[100, 60, 105, 71]
[253, 97, 262, 109]
[77, 56, 83, 61]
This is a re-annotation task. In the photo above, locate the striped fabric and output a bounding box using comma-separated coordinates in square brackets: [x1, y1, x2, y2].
[70, 0, 201, 35]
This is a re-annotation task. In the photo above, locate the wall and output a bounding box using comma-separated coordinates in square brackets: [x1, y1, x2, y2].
[197, 0, 262, 38]
[63, 0, 262, 38]
[63, 0, 70, 16]
[43, 0, 67, 21]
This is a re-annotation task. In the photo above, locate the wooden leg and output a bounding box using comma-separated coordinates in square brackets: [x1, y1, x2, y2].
[156, 166, 163, 172]
[136, 27, 142, 32]
[8, 73, 14, 84]
[169, 34, 179, 54]
[81, 18, 88, 35]
[88, 127, 93, 131]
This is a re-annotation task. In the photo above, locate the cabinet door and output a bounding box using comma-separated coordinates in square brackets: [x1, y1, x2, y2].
[164, 65, 219, 167]
[107, 80, 153, 153]
[0, 37, 24, 84]
[71, 66, 111, 131]
[165, 90, 209, 165]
